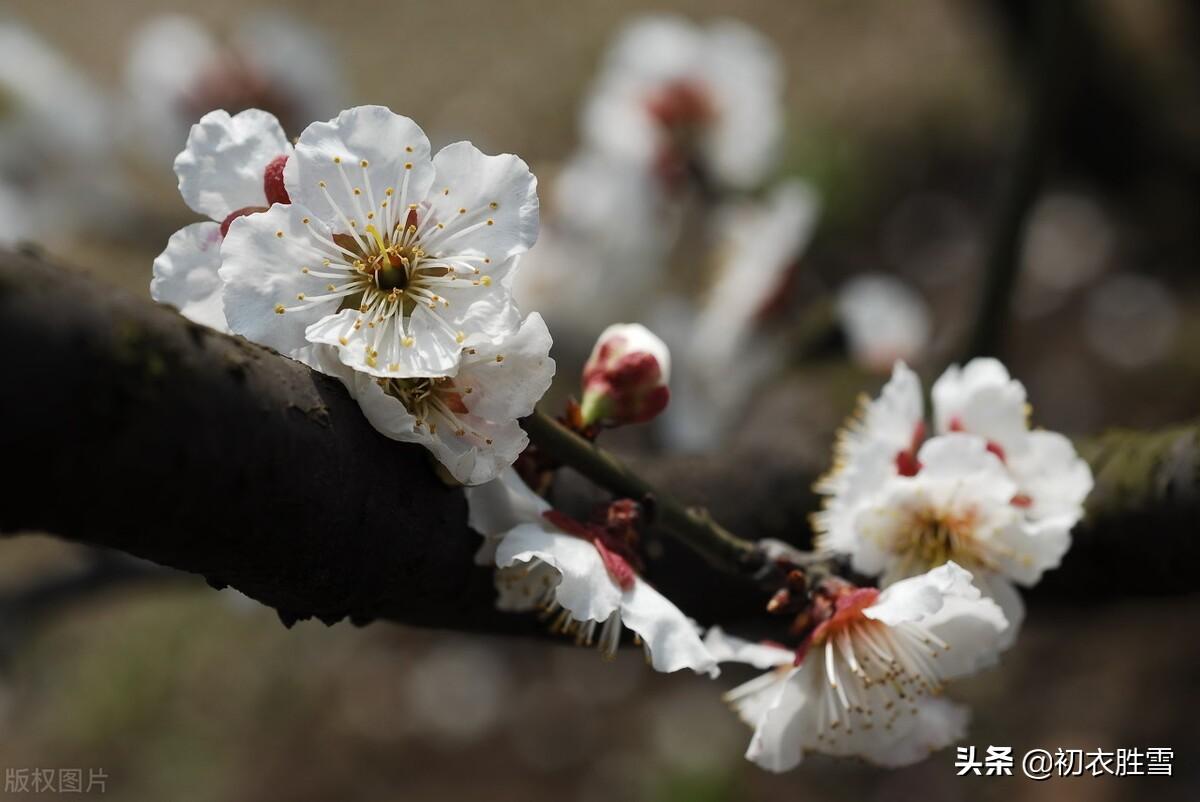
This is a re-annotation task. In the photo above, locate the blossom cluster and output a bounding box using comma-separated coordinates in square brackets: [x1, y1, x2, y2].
[153, 105, 553, 485]
[142, 13, 1094, 780]
[514, 15, 821, 451]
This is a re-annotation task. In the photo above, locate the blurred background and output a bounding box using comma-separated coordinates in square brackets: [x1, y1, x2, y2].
[1, 1, 1199, 800]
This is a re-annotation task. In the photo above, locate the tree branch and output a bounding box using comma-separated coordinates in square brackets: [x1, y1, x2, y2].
[0, 250, 1196, 640]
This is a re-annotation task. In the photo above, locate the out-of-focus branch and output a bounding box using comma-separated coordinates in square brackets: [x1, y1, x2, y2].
[966, 1, 1065, 360]
[0, 250, 1196, 639]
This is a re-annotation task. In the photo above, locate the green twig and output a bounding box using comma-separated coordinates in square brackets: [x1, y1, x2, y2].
[522, 410, 765, 575]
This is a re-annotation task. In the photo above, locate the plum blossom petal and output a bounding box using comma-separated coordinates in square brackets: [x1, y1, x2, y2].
[319, 315, 554, 486]
[836, 273, 932, 372]
[663, 180, 819, 451]
[219, 203, 344, 358]
[582, 15, 783, 189]
[222, 106, 536, 376]
[424, 141, 540, 262]
[284, 105, 434, 230]
[151, 222, 228, 331]
[714, 563, 1004, 772]
[931, 357, 1029, 452]
[468, 468, 717, 675]
[175, 109, 292, 220]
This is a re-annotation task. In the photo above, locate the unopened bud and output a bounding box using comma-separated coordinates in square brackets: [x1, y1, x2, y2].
[579, 323, 671, 427]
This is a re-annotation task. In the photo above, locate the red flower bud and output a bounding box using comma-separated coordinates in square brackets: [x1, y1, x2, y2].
[580, 324, 671, 428]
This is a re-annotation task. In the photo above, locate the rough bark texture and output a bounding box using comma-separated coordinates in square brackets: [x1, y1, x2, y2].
[0, 249, 509, 632]
[0, 250, 1196, 637]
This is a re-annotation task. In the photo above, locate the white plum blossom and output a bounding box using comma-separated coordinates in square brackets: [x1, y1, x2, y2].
[219, 105, 539, 378]
[466, 468, 718, 675]
[836, 273, 932, 373]
[930, 359, 1094, 523]
[706, 562, 1007, 771]
[814, 359, 1091, 640]
[661, 180, 819, 450]
[582, 14, 783, 191]
[125, 13, 345, 159]
[151, 109, 294, 331]
[316, 314, 555, 486]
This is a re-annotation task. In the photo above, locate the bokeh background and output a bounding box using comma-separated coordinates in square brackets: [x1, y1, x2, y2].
[2, 1, 1199, 800]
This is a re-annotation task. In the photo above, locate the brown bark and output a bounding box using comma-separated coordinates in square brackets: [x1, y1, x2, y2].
[0, 249, 1195, 637]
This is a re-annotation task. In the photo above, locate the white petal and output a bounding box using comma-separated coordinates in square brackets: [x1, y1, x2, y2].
[1007, 430, 1093, 523]
[703, 627, 794, 669]
[494, 524, 623, 624]
[915, 434, 1016, 501]
[867, 563, 1008, 680]
[837, 273, 932, 371]
[866, 561, 991, 628]
[464, 467, 550, 538]
[931, 357, 1028, 450]
[439, 255, 523, 346]
[620, 579, 718, 676]
[420, 416, 529, 486]
[286, 105, 434, 233]
[305, 304, 462, 379]
[347, 371, 420, 442]
[744, 666, 811, 772]
[457, 313, 555, 421]
[865, 697, 970, 769]
[971, 571, 1025, 650]
[150, 222, 228, 331]
[423, 141, 540, 262]
[174, 108, 291, 220]
[219, 203, 347, 358]
[698, 19, 784, 187]
[988, 516, 1072, 587]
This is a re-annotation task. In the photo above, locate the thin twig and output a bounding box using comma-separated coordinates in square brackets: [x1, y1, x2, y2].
[522, 410, 766, 575]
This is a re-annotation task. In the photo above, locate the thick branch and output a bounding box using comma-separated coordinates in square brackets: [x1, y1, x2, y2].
[0, 248, 506, 632]
[0, 250, 1196, 640]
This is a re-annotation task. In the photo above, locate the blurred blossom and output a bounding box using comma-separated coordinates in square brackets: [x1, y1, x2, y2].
[662, 179, 819, 451]
[1023, 193, 1113, 292]
[582, 14, 783, 192]
[514, 153, 672, 341]
[0, 19, 126, 244]
[124, 13, 346, 160]
[815, 359, 1091, 642]
[835, 273, 931, 373]
[1084, 272, 1178, 369]
[404, 638, 512, 744]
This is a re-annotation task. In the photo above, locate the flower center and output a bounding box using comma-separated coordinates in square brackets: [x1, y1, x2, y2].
[378, 375, 495, 446]
[889, 506, 990, 575]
